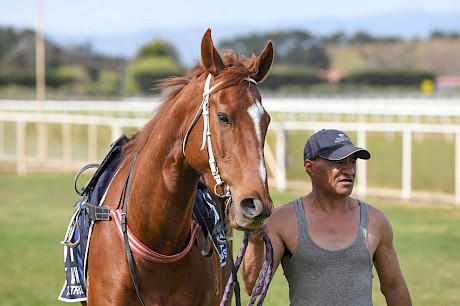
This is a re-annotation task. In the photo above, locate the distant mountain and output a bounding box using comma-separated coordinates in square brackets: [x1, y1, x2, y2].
[46, 10, 460, 66]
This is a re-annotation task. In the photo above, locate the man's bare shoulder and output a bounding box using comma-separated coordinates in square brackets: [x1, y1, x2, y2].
[271, 201, 296, 217]
[365, 202, 394, 240]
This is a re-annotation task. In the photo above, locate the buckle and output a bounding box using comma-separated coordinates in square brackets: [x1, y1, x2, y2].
[85, 204, 111, 221]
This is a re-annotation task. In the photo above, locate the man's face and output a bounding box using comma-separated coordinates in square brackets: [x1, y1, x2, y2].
[307, 155, 357, 197]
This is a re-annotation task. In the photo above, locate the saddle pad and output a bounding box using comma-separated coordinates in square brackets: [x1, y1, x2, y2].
[58, 201, 91, 302]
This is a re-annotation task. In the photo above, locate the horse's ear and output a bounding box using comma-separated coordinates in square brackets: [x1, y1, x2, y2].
[252, 41, 274, 83]
[201, 28, 225, 76]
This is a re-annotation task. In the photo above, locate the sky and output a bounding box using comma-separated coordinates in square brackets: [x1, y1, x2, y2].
[1, 0, 460, 36]
[1, 0, 459, 63]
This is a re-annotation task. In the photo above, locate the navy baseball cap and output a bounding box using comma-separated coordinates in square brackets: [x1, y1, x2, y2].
[304, 129, 371, 161]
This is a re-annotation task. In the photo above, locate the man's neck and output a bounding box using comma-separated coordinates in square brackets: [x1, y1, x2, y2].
[304, 192, 354, 214]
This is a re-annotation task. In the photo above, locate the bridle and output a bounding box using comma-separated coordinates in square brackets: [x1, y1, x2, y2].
[182, 73, 257, 202]
[121, 73, 271, 306]
[183, 73, 272, 306]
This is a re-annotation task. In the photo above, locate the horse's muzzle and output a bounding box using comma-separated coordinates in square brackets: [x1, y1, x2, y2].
[236, 197, 272, 229]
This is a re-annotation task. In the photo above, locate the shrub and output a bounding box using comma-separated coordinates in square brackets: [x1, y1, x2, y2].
[128, 56, 185, 93]
[340, 69, 435, 87]
[261, 65, 322, 90]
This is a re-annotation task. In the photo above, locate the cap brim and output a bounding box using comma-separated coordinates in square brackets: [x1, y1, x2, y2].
[320, 146, 371, 161]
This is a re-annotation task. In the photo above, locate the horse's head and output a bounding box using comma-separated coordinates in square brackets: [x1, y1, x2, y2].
[184, 29, 274, 231]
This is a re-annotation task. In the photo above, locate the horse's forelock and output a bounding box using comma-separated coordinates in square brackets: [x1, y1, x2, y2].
[214, 51, 261, 88]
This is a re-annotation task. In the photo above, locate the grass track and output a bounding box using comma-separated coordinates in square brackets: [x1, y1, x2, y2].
[0, 173, 459, 305]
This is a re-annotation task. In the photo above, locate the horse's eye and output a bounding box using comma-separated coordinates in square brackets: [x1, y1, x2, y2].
[217, 112, 231, 125]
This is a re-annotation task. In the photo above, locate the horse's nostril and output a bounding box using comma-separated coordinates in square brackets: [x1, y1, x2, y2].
[239, 198, 263, 218]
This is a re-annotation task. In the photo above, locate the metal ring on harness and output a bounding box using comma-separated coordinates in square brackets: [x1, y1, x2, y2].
[60, 217, 81, 248]
[214, 183, 231, 200]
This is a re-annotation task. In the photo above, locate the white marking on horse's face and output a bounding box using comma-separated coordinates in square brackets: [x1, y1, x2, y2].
[247, 99, 267, 184]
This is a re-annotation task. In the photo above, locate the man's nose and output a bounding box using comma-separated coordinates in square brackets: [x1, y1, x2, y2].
[342, 162, 355, 174]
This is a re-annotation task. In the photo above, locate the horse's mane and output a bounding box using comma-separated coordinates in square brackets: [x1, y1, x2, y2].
[121, 50, 259, 163]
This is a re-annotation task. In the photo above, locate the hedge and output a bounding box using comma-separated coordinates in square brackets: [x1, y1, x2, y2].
[340, 69, 435, 87]
[128, 56, 185, 93]
[0, 71, 75, 88]
[261, 65, 322, 89]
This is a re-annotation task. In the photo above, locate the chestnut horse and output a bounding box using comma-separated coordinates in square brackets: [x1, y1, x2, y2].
[86, 29, 274, 305]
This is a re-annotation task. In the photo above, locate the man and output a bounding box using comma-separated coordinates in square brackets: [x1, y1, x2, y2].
[242, 129, 412, 305]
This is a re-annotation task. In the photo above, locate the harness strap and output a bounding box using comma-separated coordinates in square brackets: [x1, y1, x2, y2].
[116, 150, 202, 305]
[182, 74, 256, 189]
[119, 151, 146, 306]
[182, 74, 222, 157]
[113, 210, 201, 263]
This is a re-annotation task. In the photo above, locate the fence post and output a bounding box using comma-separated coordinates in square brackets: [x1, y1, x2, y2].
[111, 124, 122, 142]
[37, 122, 47, 162]
[275, 124, 287, 190]
[16, 121, 26, 174]
[263, 139, 280, 190]
[63, 123, 72, 163]
[356, 129, 367, 198]
[402, 129, 412, 200]
[88, 125, 97, 161]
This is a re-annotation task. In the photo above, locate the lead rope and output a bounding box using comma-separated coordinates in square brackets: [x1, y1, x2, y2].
[247, 235, 274, 306]
[220, 232, 274, 306]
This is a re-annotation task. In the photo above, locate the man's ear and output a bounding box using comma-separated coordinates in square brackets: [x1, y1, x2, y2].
[304, 159, 314, 176]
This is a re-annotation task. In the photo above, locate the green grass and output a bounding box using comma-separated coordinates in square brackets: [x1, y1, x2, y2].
[0, 173, 459, 305]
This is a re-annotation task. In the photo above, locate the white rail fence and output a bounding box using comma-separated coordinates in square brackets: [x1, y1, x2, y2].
[2, 97, 460, 118]
[1, 110, 459, 206]
[268, 121, 460, 206]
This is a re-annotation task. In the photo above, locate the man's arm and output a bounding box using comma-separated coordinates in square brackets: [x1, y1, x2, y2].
[241, 209, 286, 295]
[373, 212, 412, 306]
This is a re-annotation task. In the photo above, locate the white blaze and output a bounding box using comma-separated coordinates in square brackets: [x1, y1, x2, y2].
[247, 99, 267, 184]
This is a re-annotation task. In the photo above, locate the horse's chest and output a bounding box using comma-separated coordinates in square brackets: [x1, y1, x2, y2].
[137, 252, 221, 305]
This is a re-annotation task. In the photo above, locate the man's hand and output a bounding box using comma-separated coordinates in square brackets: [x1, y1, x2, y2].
[248, 223, 268, 245]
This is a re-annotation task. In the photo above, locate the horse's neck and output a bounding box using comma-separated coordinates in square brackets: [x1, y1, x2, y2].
[125, 126, 200, 255]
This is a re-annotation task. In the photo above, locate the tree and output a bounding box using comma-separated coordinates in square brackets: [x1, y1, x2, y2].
[136, 39, 180, 64]
[128, 39, 184, 94]
[219, 30, 330, 69]
[430, 30, 460, 39]
[322, 31, 348, 46]
[348, 31, 377, 44]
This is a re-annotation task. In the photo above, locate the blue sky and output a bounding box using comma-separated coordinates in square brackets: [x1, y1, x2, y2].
[1, 0, 460, 36]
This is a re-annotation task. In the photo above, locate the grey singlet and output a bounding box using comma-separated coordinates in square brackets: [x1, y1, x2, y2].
[282, 198, 373, 306]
